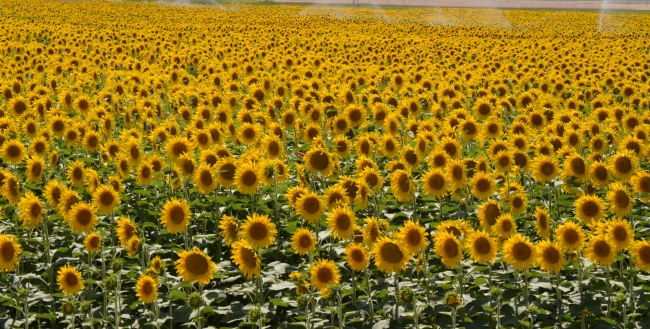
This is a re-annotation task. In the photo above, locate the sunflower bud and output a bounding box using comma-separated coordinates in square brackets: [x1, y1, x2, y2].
[615, 292, 627, 304]
[111, 258, 124, 272]
[399, 287, 414, 304]
[445, 291, 461, 307]
[297, 295, 310, 310]
[103, 275, 118, 291]
[489, 286, 501, 297]
[248, 307, 261, 322]
[186, 292, 202, 310]
[61, 300, 78, 316]
[80, 301, 93, 314]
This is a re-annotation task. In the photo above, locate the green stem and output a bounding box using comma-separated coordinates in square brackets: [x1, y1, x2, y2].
[394, 273, 399, 320]
[351, 271, 356, 305]
[364, 270, 374, 317]
[556, 272, 562, 327]
[197, 285, 203, 329]
[605, 266, 612, 319]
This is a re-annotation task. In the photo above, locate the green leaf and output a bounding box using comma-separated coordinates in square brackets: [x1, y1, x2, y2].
[269, 298, 289, 307]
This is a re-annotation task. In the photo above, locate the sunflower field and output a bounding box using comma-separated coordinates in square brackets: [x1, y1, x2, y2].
[2, 1, 650, 328]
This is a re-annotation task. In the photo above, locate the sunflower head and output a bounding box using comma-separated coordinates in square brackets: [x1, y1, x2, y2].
[241, 213, 277, 249]
[373, 237, 409, 273]
[310, 259, 341, 290]
[57, 264, 85, 295]
[175, 247, 217, 285]
[231, 240, 261, 280]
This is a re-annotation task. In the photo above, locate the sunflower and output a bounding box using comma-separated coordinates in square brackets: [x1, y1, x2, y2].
[401, 146, 420, 169]
[397, 220, 429, 255]
[589, 161, 611, 187]
[421, 169, 447, 198]
[92, 185, 120, 215]
[556, 221, 585, 251]
[574, 195, 606, 224]
[116, 157, 131, 178]
[231, 240, 261, 280]
[631, 171, 650, 202]
[585, 235, 616, 267]
[333, 136, 351, 158]
[241, 213, 277, 249]
[57, 264, 85, 295]
[149, 256, 164, 273]
[310, 259, 341, 290]
[193, 164, 218, 195]
[446, 159, 467, 189]
[160, 198, 191, 234]
[531, 155, 559, 184]
[176, 247, 217, 285]
[631, 239, 650, 272]
[536, 240, 565, 274]
[136, 275, 158, 303]
[465, 231, 497, 264]
[128, 238, 141, 258]
[30, 136, 50, 157]
[66, 160, 85, 187]
[291, 228, 317, 255]
[359, 167, 383, 193]
[477, 200, 501, 228]
[234, 161, 263, 194]
[261, 135, 286, 160]
[439, 136, 462, 159]
[114, 216, 137, 247]
[606, 183, 632, 218]
[607, 218, 633, 251]
[57, 189, 80, 217]
[503, 234, 537, 270]
[363, 217, 381, 246]
[218, 214, 239, 246]
[1, 140, 26, 164]
[84, 233, 102, 253]
[296, 191, 324, 223]
[608, 150, 637, 181]
[390, 169, 414, 203]
[67, 203, 98, 233]
[25, 156, 45, 183]
[136, 161, 154, 185]
[509, 192, 528, 214]
[470, 172, 495, 200]
[492, 214, 517, 238]
[434, 232, 463, 269]
[82, 130, 101, 153]
[534, 207, 552, 239]
[215, 158, 237, 187]
[345, 244, 369, 272]
[165, 136, 193, 162]
[303, 146, 333, 177]
[327, 205, 357, 240]
[18, 193, 44, 229]
[494, 150, 513, 173]
[372, 237, 409, 273]
[0, 234, 22, 272]
[562, 153, 589, 181]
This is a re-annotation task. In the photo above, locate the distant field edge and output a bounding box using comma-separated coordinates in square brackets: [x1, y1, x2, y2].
[273, 0, 650, 11]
